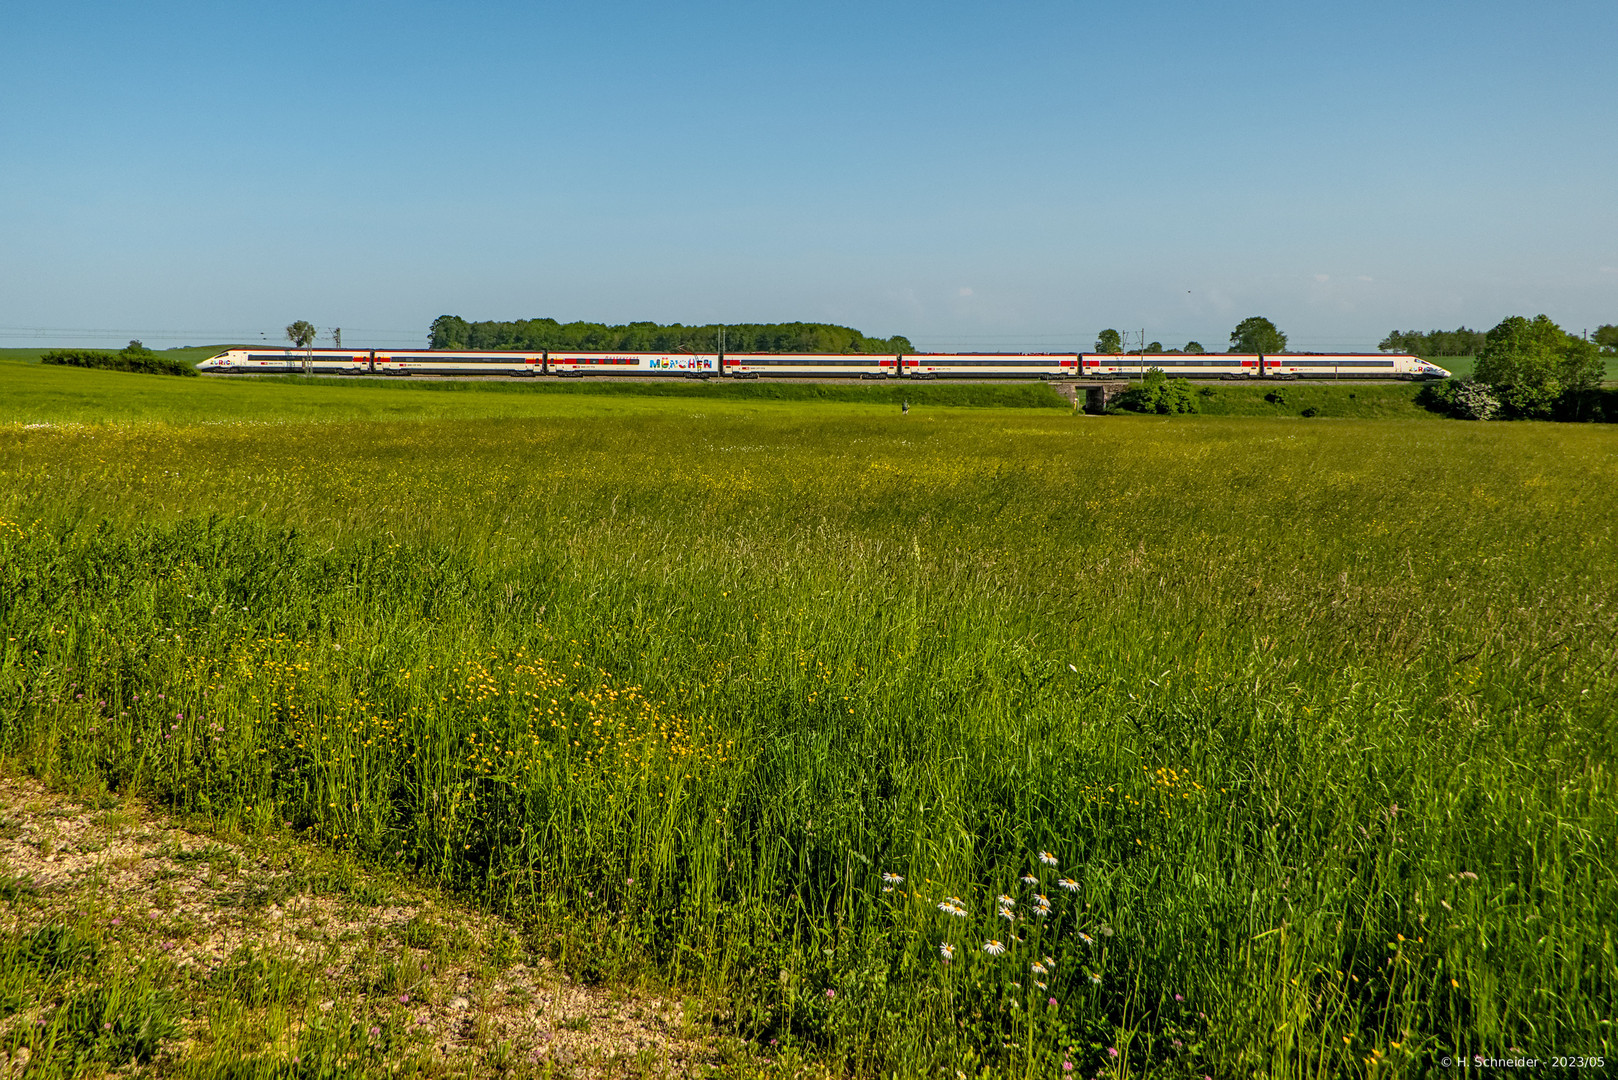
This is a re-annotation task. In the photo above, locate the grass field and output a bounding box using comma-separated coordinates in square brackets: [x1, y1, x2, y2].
[1, 362, 1615, 1077]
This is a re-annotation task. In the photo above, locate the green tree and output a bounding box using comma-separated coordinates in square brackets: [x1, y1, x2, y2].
[1117, 367, 1198, 414]
[1594, 324, 1618, 354]
[1184, 341, 1205, 354]
[1229, 316, 1287, 353]
[1474, 314, 1604, 419]
[1095, 329, 1123, 354]
[430, 315, 472, 349]
[286, 320, 317, 376]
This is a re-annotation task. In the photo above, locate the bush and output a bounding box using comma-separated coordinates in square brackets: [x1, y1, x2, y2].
[39, 341, 198, 377]
[1417, 378, 1502, 420]
[1451, 380, 1502, 421]
[1559, 387, 1617, 422]
[1115, 368, 1198, 414]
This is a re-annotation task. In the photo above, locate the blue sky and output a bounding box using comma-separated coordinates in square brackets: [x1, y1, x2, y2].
[3, 0, 1614, 351]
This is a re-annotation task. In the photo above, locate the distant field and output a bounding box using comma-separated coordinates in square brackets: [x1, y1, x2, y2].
[1429, 355, 1476, 378]
[0, 355, 1438, 425]
[1, 363, 1614, 1077]
[9, 352, 1618, 433]
[0, 357, 1069, 422]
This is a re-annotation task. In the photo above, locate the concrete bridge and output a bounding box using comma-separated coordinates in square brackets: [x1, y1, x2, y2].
[1048, 380, 1130, 414]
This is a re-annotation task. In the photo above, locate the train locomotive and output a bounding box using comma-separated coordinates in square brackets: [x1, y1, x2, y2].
[197, 348, 1450, 381]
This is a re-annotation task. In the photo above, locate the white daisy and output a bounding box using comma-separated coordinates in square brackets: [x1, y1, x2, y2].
[984, 940, 1006, 956]
[1087, 971, 1102, 985]
[997, 895, 1015, 908]
[940, 942, 955, 961]
[1038, 851, 1058, 867]
[1020, 874, 1038, 886]
[1077, 931, 1095, 945]
[1057, 878, 1080, 892]
[882, 872, 904, 884]
[1031, 962, 1048, 975]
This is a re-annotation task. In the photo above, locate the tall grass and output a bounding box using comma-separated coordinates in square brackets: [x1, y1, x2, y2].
[1, 406, 1614, 1077]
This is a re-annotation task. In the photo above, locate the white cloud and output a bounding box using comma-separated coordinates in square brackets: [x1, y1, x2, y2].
[958, 287, 973, 297]
[1313, 274, 1330, 283]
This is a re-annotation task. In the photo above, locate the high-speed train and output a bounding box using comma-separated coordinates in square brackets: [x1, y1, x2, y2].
[197, 348, 1450, 380]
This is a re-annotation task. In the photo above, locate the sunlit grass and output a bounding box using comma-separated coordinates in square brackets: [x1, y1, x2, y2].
[0, 401, 1614, 1077]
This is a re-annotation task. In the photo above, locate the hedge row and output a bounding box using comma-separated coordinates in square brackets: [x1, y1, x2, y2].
[40, 346, 198, 377]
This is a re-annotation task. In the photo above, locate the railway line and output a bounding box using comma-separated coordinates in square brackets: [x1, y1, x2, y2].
[198, 347, 1451, 382]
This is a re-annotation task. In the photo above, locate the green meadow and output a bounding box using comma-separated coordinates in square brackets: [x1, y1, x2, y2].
[1, 362, 1615, 1077]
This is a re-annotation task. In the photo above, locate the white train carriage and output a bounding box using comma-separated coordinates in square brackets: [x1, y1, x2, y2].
[1078, 353, 1447, 380]
[199, 348, 538, 375]
[547, 352, 718, 376]
[724, 353, 895, 378]
[1081, 353, 1262, 378]
[902, 354, 1076, 379]
[372, 351, 535, 375]
[1263, 353, 1448, 379]
[199, 348, 372, 374]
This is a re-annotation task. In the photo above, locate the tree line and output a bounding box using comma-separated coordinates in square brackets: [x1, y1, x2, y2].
[1383, 324, 1617, 357]
[428, 316, 913, 354]
[1377, 327, 1486, 356]
[1097, 316, 1615, 366]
